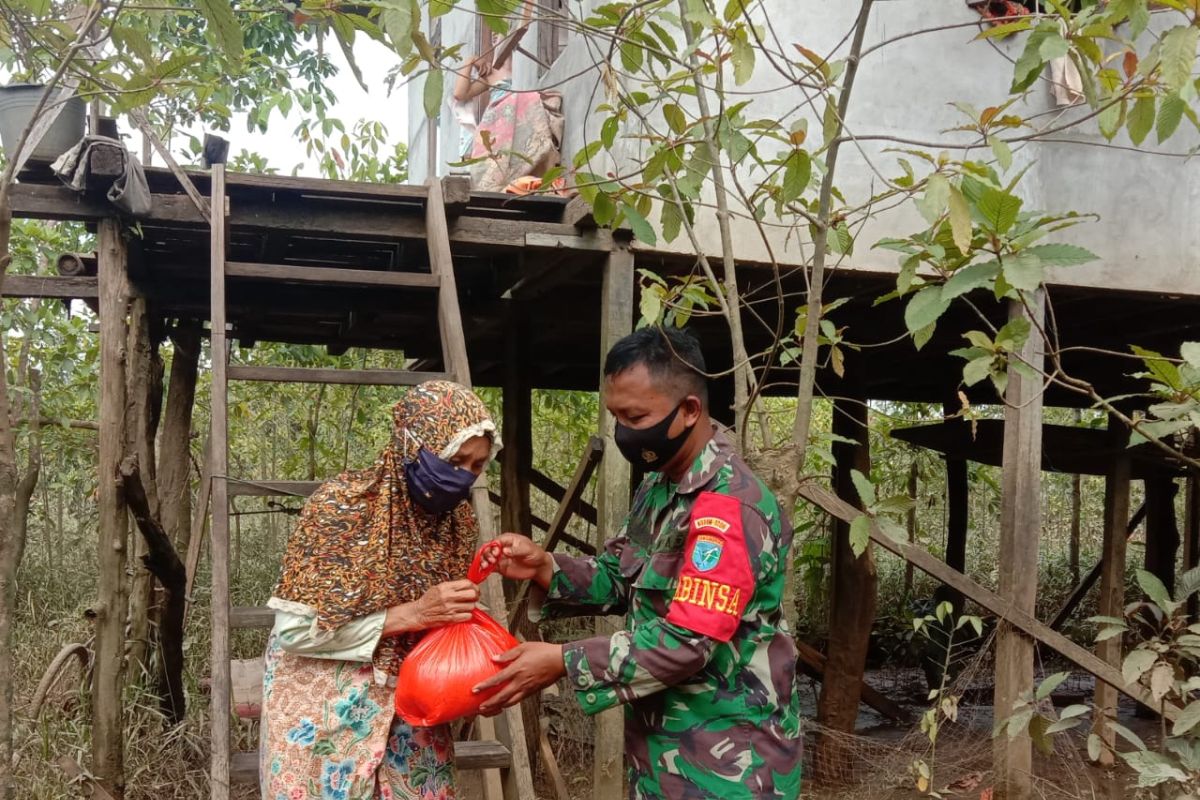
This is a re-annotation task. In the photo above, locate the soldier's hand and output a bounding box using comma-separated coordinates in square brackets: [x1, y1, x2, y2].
[472, 642, 565, 715]
[482, 533, 554, 588]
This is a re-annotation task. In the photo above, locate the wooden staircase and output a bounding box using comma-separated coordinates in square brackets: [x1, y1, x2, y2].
[206, 166, 534, 800]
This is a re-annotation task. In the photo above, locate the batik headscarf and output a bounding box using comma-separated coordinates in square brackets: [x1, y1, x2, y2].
[272, 380, 501, 675]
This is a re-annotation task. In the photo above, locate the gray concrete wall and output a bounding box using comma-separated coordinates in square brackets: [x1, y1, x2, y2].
[414, 1, 1200, 297]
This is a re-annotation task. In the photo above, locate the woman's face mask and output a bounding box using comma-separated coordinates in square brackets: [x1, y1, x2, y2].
[404, 433, 478, 513]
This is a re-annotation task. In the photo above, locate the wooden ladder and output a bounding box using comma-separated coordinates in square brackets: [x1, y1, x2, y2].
[207, 166, 535, 800]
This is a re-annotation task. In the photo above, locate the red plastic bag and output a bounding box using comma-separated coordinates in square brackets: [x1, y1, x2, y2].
[394, 542, 518, 727]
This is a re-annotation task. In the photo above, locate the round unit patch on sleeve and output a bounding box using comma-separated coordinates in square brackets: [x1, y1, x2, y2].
[665, 491, 754, 642]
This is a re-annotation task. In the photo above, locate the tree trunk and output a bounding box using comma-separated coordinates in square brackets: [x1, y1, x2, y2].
[814, 391, 876, 784]
[125, 296, 164, 678]
[158, 320, 200, 554]
[120, 459, 187, 725]
[903, 461, 917, 603]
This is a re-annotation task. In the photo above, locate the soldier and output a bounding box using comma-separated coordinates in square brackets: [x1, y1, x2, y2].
[474, 327, 802, 799]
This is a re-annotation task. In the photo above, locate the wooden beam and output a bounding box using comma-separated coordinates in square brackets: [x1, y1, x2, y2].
[227, 479, 321, 497]
[562, 196, 597, 229]
[225, 261, 440, 290]
[229, 740, 511, 784]
[93, 218, 131, 800]
[795, 640, 909, 723]
[227, 366, 447, 386]
[797, 480, 1179, 721]
[1, 274, 97, 299]
[441, 175, 471, 217]
[994, 295, 1044, 800]
[209, 164, 232, 800]
[509, 437, 604, 633]
[594, 245, 634, 800]
[1093, 421, 1130, 767]
[1144, 475, 1180, 599]
[230, 606, 275, 629]
[9, 184, 613, 253]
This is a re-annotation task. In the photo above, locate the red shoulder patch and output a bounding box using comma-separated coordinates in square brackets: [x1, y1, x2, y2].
[665, 491, 754, 642]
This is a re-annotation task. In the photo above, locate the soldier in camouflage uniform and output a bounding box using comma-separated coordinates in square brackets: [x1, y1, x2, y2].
[474, 327, 802, 800]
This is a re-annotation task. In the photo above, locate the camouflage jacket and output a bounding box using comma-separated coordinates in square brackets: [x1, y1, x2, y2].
[533, 428, 802, 799]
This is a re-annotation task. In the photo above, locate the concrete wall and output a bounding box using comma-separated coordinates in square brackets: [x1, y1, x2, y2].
[413, 2, 1200, 297]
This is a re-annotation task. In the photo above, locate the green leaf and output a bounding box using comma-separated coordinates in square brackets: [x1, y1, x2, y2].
[917, 173, 950, 225]
[1136, 568, 1174, 612]
[1036, 672, 1071, 701]
[850, 469, 876, 508]
[1158, 94, 1186, 143]
[943, 260, 1000, 300]
[781, 150, 811, 203]
[963, 356, 993, 387]
[1002, 251, 1044, 292]
[1160, 25, 1200, 93]
[478, 0, 517, 33]
[990, 136, 1013, 172]
[600, 116, 619, 149]
[1181, 342, 1200, 370]
[663, 104, 687, 135]
[1128, 95, 1155, 146]
[621, 202, 657, 245]
[978, 187, 1023, 235]
[379, 0, 419, 58]
[621, 40, 644, 73]
[849, 515, 871, 558]
[822, 97, 839, 146]
[1087, 733, 1103, 762]
[197, 0, 244, 63]
[660, 200, 683, 244]
[423, 69, 445, 120]
[1173, 700, 1200, 736]
[1121, 647, 1158, 685]
[995, 317, 1031, 352]
[948, 184, 973, 255]
[1020, 243, 1098, 268]
[639, 286, 662, 325]
[913, 322, 936, 351]
[731, 34, 755, 85]
[905, 287, 949, 336]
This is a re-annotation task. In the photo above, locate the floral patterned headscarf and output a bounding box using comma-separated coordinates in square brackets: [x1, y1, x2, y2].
[272, 380, 501, 675]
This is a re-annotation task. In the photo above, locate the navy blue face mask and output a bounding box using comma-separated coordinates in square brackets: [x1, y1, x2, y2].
[405, 446, 477, 514]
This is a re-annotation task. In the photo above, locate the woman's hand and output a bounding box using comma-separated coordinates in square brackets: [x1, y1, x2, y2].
[384, 580, 479, 634]
[480, 534, 554, 589]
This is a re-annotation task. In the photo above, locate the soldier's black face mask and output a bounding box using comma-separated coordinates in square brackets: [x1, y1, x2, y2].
[614, 401, 695, 472]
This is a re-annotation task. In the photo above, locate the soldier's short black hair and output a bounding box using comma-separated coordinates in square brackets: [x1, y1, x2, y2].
[603, 327, 708, 407]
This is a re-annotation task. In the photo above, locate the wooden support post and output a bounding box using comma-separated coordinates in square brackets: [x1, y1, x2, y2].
[427, 178, 535, 800]
[939, 447, 969, 614]
[594, 244, 634, 800]
[209, 164, 232, 800]
[1049, 501, 1146, 631]
[904, 461, 917, 602]
[1092, 419, 1130, 767]
[814, 384, 876, 784]
[500, 302, 532, 540]
[500, 300, 538, 776]
[1137, 472, 1179, 719]
[1186, 473, 1199, 623]
[93, 218, 131, 799]
[993, 293, 1044, 800]
[1144, 474, 1180, 599]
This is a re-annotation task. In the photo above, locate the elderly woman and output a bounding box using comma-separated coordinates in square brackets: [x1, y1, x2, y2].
[259, 380, 500, 800]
